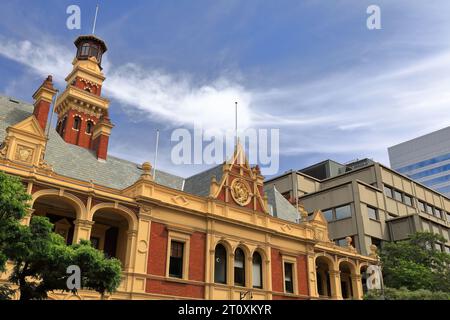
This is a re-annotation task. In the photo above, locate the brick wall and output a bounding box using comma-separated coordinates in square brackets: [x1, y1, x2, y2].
[146, 222, 206, 299]
[270, 248, 310, 298]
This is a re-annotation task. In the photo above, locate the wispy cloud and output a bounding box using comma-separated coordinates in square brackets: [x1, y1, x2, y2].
[2, 6, 450, 170]
[0, 35, 253, 132]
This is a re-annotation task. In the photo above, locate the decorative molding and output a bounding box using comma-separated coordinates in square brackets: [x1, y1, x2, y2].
[14, 145, 34, 163]
[230, 178, 252, 206]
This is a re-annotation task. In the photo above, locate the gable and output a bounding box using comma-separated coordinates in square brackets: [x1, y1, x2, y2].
[8, 115, 46, 139]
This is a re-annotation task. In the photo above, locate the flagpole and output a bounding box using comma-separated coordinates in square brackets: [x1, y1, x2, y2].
[235, 101, 238, 147]
[153, 129, 160, 180]
[92, 4, 99, 34]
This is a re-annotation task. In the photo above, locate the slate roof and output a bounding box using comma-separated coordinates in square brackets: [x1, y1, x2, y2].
[1, 95, 300, 225]
[264, 185, 299, 223]
[0, 95, 184, 190]
[183, 164, 224, 197]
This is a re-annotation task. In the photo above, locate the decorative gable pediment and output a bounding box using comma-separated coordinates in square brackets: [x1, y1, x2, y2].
[210, 143, 268, 214]
[9, 115, 46, 139]
[0, 115, 48, 168]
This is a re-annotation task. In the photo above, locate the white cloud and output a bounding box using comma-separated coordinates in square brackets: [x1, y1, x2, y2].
[2, 31, 450, 168]
[0, 36, 252, 133]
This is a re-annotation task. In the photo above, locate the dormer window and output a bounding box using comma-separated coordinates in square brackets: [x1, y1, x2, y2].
[73, 117, 81, 130]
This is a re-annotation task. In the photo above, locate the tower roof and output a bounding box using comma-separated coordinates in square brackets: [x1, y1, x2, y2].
[74, 34, 107, 52]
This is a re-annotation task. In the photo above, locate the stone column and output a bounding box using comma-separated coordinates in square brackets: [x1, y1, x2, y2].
[21, 208, 34, 226]
[329, 270, 342, 300]
[351, 273, 363, 300]
[265, 248, 272, 299]
[72, 219, 94, 244]
[124, 230, 138, 272]
[307, 253, 319, 299]
[247, 256, 253, 289]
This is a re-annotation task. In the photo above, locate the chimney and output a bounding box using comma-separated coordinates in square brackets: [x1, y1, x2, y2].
[32, 75, 57, 131]
[91, 114, 114, 161]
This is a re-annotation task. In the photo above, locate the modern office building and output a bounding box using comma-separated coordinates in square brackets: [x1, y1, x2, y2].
[388, 127, 450, 197]
[265, 159, 450, 256]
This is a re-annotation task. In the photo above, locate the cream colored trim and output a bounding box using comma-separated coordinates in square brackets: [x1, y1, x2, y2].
[282, 255, 298, 295]
[165, 230, 191, 281]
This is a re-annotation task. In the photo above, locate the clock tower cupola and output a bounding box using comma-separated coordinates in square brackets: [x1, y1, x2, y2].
[54, 34, 113, 161]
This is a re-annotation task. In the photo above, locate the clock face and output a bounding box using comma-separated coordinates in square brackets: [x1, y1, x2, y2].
[231, 179, 252, 206]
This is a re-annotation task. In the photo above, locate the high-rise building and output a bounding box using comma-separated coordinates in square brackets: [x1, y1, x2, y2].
[388, 127, 450, 197]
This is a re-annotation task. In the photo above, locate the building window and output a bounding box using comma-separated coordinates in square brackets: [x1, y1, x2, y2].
[86, 121, 94, 134]
[73, 117, 81, 130]
[80, 43, 90, 56]
[335, 204, 352, 220]
[284, 262, 294, 293]
[426, 205, 434, 216]
[371, 237, 382, 249]
[434, 209, 442, 219]
[434, 243, 442, 252]
[447, 212, 450, 222]
[335, 237, 354, 247]
[282, 192, 291, 201]
[322, 209, 333, 222]
[393, 190, 403, 202]
[335, 238, 347, 247]
[384, 185, 393, 198]
[234, 248, 246, 287]
[214, 244, 227, 284]
[169, 241, 184, 278]
[403, 195, 413, 207]
[252, 252, 263, 289]
[418, 201, 426, 212]
[367, 206, 379, 220]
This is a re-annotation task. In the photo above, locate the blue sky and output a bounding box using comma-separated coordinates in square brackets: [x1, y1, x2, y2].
[1, 0, 450, 178]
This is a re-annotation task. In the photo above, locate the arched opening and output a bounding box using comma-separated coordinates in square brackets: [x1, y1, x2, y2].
[252, 251, 263, 289]
[234, 248, 246, 287]
[86, 121, 94, 134]
[73, 117, 81, 130]
[59, 117, 67, 137]
[32, 195, 79, 245]
[339, 261, 355, 300]
[91, 208, 132, 268]
[315, 256, 332, 298]
[214, 243, 227, 284]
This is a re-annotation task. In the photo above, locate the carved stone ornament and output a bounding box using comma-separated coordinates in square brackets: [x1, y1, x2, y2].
[230, 178, 252, 206]
[15, 145, 33, 163]
[0, 140, 8, 159]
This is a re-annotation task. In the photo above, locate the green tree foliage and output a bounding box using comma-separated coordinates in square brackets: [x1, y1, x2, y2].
[0, 172, 122, 300]
[380, 232, 450, 293]
[365, 287, 450, 300]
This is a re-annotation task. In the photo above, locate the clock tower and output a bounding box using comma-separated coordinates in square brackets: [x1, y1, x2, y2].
[54, 34, 113, 160]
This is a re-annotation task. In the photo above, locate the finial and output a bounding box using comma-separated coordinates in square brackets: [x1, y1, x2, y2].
[141, 162, 153, 181]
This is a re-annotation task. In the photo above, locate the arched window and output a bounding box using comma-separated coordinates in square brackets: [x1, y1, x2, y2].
[252, 252, 263, 289]
[214, 244, 227, 284]
[60, 117, 67, 135]
[86, 121, 94, 134]
[234, 248, 245, 287]
[73, 117, 81, 130]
